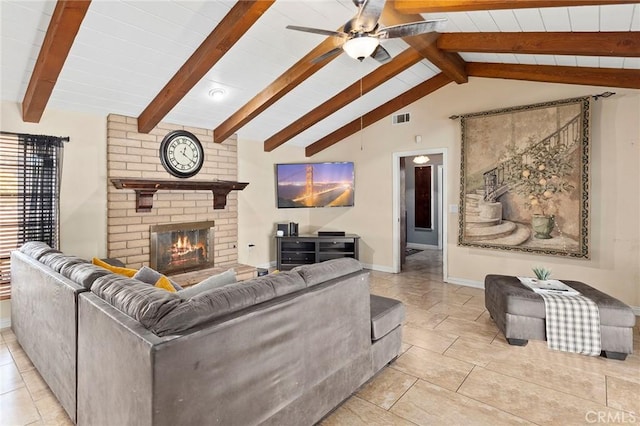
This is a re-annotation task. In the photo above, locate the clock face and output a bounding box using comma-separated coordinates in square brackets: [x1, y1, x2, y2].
[159, 130, 204, 178]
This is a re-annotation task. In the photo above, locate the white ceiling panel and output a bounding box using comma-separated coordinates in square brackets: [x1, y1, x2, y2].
[576, 56, 602, 67]
[442, 12, 480, 32]
[554, 55, 578, 67]
[632, 5, 640, 30]
[534, 55, 557, 66]
[492, 53, 521, 64]
[623, 57, 640, 69]
[568, 6, 600, 31]
[539, 7, 571, 31]
[512, 53, 541, 65]
[463, 11, 500, 32]
[600, 4, 636, 30]
[513, 9, 546, 31]
[600, 57, 625, 68]
[488, 10, 523, 32]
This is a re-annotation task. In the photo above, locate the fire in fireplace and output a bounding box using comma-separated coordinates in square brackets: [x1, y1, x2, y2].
[150, 221, 215, 275]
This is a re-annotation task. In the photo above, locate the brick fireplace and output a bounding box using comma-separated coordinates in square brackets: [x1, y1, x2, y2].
[106, 114, 239, 270]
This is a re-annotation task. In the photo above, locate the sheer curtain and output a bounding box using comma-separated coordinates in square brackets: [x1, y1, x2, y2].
[0, 131, 66, 299]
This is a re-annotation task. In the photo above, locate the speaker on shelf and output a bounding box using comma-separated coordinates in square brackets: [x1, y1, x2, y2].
[276, 223, 288, 237]
[318, 231, 345, 236]
[289, 222, 299, 237]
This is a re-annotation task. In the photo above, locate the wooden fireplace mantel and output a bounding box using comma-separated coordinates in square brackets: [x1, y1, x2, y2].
[110, 178, 249, 212]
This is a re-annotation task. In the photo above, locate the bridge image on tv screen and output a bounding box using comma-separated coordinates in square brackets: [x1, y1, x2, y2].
[276, 162, 354, 208]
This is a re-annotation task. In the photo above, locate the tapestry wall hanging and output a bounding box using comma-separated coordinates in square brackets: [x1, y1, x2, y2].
[458, 96, 590, 258]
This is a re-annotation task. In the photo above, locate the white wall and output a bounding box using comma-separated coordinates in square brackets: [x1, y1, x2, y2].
[237, 142, 308, 268]
[237, 78, 639, 307]
[1, 101, 107, 327]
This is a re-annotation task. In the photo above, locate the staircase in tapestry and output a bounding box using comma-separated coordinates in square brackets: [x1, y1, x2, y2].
[464, 113, 582, 245]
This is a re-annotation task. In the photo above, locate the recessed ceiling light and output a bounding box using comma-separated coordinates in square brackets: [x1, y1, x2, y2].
[208, 88, 225, 101]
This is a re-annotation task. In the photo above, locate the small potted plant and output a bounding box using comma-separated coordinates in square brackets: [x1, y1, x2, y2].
[532, 266, 551, 284]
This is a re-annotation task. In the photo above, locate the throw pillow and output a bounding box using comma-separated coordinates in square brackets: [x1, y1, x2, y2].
[133, 266, 183, 291]
[92, 257, 137, 278]
[154, 275, 177, 293]
[178, 268, 236, 299]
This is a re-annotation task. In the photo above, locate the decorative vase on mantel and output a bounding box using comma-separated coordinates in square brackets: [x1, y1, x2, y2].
[531, 214, 554, 239]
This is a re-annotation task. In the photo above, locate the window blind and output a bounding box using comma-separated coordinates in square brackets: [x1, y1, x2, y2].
[0, 132, 65, 299]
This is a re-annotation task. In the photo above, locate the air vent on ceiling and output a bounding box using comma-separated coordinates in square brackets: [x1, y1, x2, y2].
[392, 112, 410, 125]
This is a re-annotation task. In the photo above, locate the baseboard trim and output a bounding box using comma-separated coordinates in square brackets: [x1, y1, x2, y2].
[361, 263, 395, 273]
[0, 318, 11, 330]
[445, 276, 484, 289]
[406, 243, 440, 251]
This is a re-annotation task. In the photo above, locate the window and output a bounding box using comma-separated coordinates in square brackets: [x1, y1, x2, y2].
[0, 132, 66, 299]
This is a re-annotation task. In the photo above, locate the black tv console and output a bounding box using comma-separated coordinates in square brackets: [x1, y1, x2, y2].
[276, 234, 360, 271]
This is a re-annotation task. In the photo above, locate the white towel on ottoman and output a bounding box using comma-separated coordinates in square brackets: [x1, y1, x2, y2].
[539, 292, 601, 356]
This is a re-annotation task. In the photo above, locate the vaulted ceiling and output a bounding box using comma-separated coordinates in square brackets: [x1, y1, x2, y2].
[1, 0, 639, 157]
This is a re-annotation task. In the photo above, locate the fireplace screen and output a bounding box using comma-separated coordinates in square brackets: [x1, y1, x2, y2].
[150, 221, 215, 275]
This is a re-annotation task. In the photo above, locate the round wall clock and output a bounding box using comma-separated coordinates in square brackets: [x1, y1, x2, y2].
[159, 130, 204, 178]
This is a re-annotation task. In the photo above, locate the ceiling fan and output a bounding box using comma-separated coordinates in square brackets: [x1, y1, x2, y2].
[286, 0, 446, 63]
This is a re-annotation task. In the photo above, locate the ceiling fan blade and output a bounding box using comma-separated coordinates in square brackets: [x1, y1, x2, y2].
[371, 45, 391, 63]
[310, 46, 344, 64]
[349, 0, 385, 33]
[377, 19, 447, 39]
[286, 25, 347, 39]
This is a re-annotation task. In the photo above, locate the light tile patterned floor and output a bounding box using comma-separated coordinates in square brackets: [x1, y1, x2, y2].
[1, 250, 638, 425]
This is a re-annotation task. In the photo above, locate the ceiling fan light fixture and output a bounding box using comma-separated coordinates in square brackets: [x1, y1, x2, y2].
[343, 35, 379, 61]
[413, 155, 430, 165]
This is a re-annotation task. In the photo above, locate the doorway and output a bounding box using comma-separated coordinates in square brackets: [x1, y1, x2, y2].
[392, 149, 447, 278]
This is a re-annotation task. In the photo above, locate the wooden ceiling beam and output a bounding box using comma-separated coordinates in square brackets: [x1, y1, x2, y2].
[22, 0, 91, 123]
[263, 48, 424, 152]
[394, 0, 639, 14]
[305, 73, 452, 157]
[137, 0, 274, 134]
[466, 62, 640, 89]
[438, 32, 640, 57]
[383, 1, 467, 84]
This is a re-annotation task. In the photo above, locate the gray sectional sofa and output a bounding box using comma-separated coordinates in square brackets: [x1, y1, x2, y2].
[10, 242, 404, 425]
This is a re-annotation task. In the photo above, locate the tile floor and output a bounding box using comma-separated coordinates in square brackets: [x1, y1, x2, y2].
[0, 250, 638, 425]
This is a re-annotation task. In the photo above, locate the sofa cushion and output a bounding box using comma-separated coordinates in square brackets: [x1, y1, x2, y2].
[91, 275, 181, 330]
[134, 266, 183, 291]
[152, 271, 306, 336]
[60, 263, 111, 290]
[293, 258, 363, 287]
[39, 252, 88, 273]
[19, 241, 60, 260]
[370, 295, 405, 341]
[177, 269, 236, 299]
[92, 257, 137, 278]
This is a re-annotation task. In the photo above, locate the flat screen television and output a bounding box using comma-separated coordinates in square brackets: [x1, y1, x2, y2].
[276, 162, 355, 208]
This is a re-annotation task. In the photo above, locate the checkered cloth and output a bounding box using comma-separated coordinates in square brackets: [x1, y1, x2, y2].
[539, 292, 602, 356]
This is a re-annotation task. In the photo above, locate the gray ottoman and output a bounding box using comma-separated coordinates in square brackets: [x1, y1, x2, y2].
[370, 295, 405, 371]
[485, 274, 636, 360]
